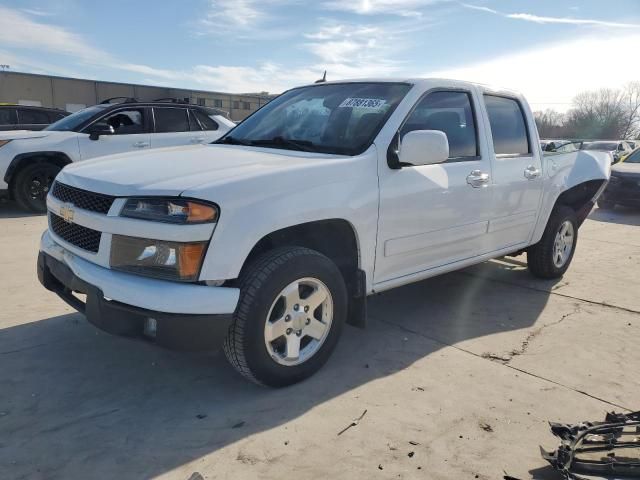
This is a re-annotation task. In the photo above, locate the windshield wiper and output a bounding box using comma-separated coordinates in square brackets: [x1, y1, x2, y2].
[214, 135, 253, 146]
[250, 136, 317, 152]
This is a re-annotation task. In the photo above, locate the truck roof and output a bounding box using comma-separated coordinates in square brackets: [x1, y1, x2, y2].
[296, 77, 523, 98]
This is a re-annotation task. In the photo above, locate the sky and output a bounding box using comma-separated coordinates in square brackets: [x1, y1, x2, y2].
[0, 0, 639, 111]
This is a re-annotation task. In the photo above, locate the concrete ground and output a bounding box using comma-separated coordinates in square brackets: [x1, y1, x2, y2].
[0, 201, 638, 480]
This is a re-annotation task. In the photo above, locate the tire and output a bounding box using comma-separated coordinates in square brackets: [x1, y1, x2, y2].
[597, 197, 616, 210]
[527, 205, 578, 279]
[223, 246, 348, 387]
[12, 162, 61, 213]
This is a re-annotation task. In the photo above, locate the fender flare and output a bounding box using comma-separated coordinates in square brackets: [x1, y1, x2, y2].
[4, 151, 73, 186]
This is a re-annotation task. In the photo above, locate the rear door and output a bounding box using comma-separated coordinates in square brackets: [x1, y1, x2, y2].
[149, 107, 193, 148]
[375, 89, 495, 284]
[480, 93, 544, 249]
[0, 108, 17, 131]
[78, 107, 152, 159]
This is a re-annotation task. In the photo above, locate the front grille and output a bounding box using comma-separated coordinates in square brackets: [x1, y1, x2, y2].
[50, 213, 102, 253]
[51, 182, 115, 214]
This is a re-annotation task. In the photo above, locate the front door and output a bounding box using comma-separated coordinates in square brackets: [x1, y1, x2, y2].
[375, 89, 495, 284]
[481, 94, 544, 249]
[78, 107, 151, 160]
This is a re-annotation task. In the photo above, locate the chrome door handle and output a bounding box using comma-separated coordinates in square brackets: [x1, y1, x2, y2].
[190, 137, 206, 143]
[133, 141, 150, 148]
[524, 165, 541, 179]
[466, 170, 490, 188]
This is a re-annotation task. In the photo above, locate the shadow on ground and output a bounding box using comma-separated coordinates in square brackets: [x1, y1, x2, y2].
[589, 205, 640, 226]
[0, 200, 43, 219]
[0, 260, 556, 479]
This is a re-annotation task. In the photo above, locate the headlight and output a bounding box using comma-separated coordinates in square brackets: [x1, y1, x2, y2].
[110, 235, 208, 282]
[0, 140, 11, 148]
[121, 198, 218, 224]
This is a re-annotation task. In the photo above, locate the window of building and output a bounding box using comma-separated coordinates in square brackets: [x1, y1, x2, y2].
[214, 99, 223, 108]
[153, 107, 189, 133]
[243, 102, 250, 110]
[233, 101, 240, 109]
[197, 98, 206, 106]
[101, 108, 147, 135]
[484, 95, 530, 155]
[400, 91, 478, 159]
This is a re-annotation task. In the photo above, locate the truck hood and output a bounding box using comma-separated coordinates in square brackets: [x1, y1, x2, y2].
[0, 130, 75, 141]
[56, 144, 353, 197]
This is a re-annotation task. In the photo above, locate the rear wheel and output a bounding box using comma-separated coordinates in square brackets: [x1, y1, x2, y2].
[12, 162, 60, 213]
[527, 205, 578, 279]
[223, 246, 347, 387]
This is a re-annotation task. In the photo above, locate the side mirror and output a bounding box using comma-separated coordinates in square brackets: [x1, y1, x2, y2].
[88, 123, 115, 141]
[399, 130, 449, 166]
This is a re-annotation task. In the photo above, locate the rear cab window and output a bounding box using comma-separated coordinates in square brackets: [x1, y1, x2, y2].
[483, 95, 530, 156]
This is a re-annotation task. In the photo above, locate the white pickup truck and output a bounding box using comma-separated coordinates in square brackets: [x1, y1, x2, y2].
[37, 79, 610, 387]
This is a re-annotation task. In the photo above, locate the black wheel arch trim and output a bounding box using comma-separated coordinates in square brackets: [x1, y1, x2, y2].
[4, 151, 73, 186]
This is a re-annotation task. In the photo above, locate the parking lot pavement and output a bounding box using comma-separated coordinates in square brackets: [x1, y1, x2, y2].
[0, 201, 638, 480]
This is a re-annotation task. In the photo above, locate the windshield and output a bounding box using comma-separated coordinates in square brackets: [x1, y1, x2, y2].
[624, 149, 640, 163]
[583, 142, 617, 151]
[217, 82, 411, 155]
[45, 105, 106, 131]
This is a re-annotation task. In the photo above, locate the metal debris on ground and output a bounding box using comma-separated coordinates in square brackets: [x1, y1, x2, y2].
[337, 409, 368, 436]
[540, 410, 640, 479]
[479, 422, 494, 432]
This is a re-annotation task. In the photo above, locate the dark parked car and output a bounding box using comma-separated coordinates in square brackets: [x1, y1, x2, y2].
[0, 105, 69, 131]
[598, 148, 640, 209]
[582, 140, 633, 164]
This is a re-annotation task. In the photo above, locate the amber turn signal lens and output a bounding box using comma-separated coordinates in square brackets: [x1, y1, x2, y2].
[178, 243, 207, 279]
[186, 202, 217, 223]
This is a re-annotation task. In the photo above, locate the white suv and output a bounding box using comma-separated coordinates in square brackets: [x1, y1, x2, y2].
[0, 99, 234, 212]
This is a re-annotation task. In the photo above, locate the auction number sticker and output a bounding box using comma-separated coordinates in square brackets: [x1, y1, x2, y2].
[339, 98, 386, 109]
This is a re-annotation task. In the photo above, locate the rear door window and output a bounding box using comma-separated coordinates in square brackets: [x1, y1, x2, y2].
[154, 108, 190, 133]
[18, 109, 49, 125]
[484, 95, 530, 155]
[0, 108, 17, 126]
[188, 110, 202, 131]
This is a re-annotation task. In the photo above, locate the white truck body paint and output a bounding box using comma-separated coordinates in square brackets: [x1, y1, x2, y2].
[40, 78, 610, 316]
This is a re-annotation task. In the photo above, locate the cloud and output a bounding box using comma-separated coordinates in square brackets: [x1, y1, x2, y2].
[462, 3, 640, 28]
[425, 32, 640, 111]
[0, 6, 107, 62]
[321, 0, 450, 16]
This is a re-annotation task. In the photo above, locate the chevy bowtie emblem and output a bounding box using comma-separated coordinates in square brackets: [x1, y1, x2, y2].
[60, 203, 75, 223]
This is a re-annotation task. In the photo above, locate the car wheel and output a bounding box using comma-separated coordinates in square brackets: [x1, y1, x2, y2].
[223, 246, 347, 387]
[12, 162, 60, 213]
[597, 198, 616, 210]
[527, 205, 578, 279]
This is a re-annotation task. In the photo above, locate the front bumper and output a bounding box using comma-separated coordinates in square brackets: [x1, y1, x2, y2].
[38, 232, 240, 350]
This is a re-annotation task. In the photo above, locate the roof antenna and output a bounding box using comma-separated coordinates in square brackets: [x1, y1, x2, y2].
[315, 70, 327, 83]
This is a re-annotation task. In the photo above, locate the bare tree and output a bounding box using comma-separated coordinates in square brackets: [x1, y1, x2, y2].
[534, 109, 565, 138]
[620, 82, 640, 140]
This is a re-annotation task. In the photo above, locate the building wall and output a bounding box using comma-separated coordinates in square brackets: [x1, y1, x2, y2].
[0, 71, 274, 121]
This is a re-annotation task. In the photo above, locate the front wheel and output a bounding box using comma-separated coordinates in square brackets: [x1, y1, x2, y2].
[223, 247, 347, 387]
[12, 162, 61, 213]
[527, 205, 578, 279]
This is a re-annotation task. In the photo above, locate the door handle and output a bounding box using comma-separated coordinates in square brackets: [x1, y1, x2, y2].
[133, 141, 150, 148]
[524, 165, 541, 180]
[466, 170, 490, 188]
[190, 137, 206, 144]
